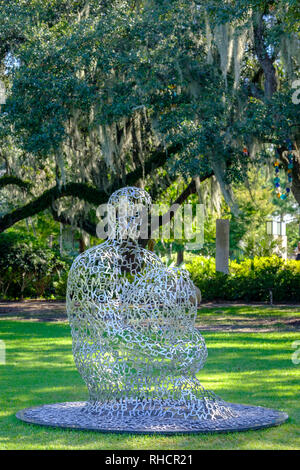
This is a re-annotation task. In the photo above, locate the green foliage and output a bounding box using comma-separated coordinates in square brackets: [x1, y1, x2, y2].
[0, 0, 299, 238]
[286, 220, 300, 257]
[4, 0, 299, 174]
[228, 169, 276, 256]
[154, 168, 297, 261]
[52, 270, 68, 299]
[0, 231, 67, 299]
[186, 255, 300, 302]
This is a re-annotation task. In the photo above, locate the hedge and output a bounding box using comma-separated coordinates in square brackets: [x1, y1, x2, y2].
[185, 256, 300, 302]
[1, 234, 299, 303]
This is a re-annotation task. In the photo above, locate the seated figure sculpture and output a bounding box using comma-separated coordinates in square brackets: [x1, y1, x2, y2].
[67, 187, 236, 425]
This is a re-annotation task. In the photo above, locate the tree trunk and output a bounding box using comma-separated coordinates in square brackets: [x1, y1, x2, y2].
[291, 137, 300, 205]
[253, 12, 278, 99]
[278, 138, 300, 205]
[79, 236, 86, 253]
[253, 12, 300, 206]
[176, 248, 184, 266]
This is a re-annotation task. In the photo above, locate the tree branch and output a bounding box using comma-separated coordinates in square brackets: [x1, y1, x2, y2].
[53, 170, 213, 244]
[111, 142, 181, 190]
[0, 175, 32, 191]
[0, 143, 181, 233]
[140, 170, 214, 247]
[253, 12, 278, 99]
[51, 208, 97, 237]
[0, 182, 106, 233]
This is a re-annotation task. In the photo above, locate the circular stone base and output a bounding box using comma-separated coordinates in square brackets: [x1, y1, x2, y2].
[16, 402, 288, 434]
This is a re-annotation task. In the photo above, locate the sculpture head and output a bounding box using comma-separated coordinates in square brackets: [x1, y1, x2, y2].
[107, 186, 151, 241]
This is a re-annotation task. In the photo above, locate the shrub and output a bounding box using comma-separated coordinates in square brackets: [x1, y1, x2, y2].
[1, 233, 299, 303]
[53, 270, 69, 299]
[0, 232, 68, 300]
[185, 256, 300, 302]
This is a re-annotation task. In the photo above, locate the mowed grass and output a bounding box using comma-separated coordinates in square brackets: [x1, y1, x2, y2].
[0, 319, 299, 450]
[199, 305, 300, 318]
[196, 305, 300, 330]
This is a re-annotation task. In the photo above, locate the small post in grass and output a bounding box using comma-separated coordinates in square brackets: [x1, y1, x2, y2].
[216, 219, 229, 274]
[269, 289, 273, 306]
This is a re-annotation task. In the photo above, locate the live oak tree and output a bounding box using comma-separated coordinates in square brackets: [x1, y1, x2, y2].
[0, 0, 299, 239]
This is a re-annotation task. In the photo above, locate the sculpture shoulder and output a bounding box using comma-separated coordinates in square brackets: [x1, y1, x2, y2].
[69, 241, 116, 273]
[138, 247, 164, 266]
[68, 242, 164, 279]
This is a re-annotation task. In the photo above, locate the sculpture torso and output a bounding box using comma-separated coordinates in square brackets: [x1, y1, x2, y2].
[68, 239, 197, 332]
[67, 238, 207, 401]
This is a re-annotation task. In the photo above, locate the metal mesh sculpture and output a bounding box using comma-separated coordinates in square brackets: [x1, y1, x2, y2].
[16, 187, 288, 433]
[66, 187, 237, 426]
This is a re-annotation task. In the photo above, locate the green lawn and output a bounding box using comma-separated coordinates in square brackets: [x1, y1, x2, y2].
[0, 319, 299, 450]
[199, 305, 300, 318]
[196, 305, 300, 331]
